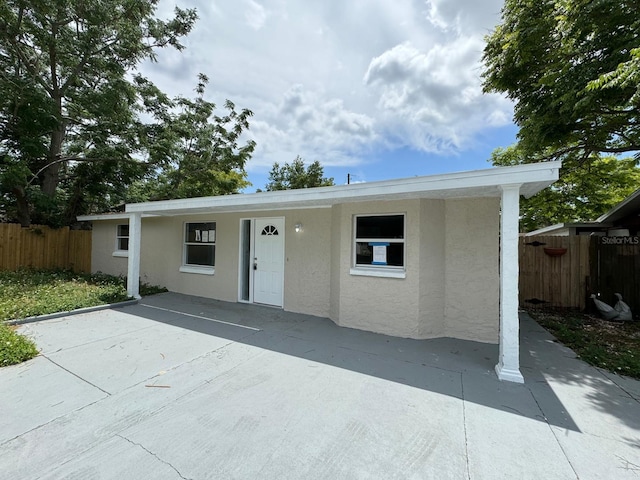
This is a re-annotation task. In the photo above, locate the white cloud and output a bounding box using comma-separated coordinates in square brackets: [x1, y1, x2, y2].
[363, 37, 511, 153]
[245, 0, 268, 30]
[425, 0, 503, 35]
[245, 84, 376, 169]
[142, 0, 511, 174]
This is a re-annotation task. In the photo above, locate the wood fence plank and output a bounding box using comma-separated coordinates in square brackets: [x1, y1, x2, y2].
[0, 224, 91, 272]
[520, 235, 591, 310]
[521, 235, 639, 312]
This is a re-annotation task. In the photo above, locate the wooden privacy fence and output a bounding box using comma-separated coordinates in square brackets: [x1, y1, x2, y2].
[0, 223, 91, 273]
[519, 235, 592, 310]
[591, 236, 640, 316]
[519, 235, 640, 314]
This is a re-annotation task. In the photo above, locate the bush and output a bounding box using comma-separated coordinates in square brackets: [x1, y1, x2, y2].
[0, 323, 38, 366]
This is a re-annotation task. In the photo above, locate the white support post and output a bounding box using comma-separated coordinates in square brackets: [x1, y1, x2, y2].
[127, 212, 142, 299]
[496, 184, 524, 383]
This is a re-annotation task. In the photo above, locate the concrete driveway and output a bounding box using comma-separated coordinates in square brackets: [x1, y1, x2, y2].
[1, 293, 639, 479]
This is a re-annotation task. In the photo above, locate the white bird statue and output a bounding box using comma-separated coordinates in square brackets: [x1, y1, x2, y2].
[590, 294, 620, 320]
[613, 293, 633, 321]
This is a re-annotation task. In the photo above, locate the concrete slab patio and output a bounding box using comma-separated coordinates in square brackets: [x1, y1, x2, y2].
[1, 292, 639, 479]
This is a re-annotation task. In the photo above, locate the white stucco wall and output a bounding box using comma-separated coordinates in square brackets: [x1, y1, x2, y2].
[89, 196, 500, 343]
[282, 209, 332, 318]
[332, 200, 422, 337]
[89, 210, 332, 317]
[91, 220, 128, 277]
[418, 199, 446, 338]
[329, 204, 343, 322]
[444, 198, 500, 343]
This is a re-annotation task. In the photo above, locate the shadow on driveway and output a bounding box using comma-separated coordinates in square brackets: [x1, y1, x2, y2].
[6, 292, 640, 479]
[132, 293, 589, 432]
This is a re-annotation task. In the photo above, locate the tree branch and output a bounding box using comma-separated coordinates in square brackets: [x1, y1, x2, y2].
[26, 155, 150, 186]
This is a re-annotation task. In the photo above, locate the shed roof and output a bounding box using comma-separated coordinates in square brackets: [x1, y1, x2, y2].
[596, 187, 640, 223]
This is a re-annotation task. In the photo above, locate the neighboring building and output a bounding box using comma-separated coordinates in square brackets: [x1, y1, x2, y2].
[79, 162, 561, 382]
[525, 188, 640, 236]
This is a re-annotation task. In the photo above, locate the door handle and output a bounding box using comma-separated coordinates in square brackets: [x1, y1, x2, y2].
[254, 257, 258, 270]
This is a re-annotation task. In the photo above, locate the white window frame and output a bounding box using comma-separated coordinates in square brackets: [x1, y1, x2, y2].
[113, 224, 129, 257]
[350, 213, 406, 279]
[180, 221, 216, 275]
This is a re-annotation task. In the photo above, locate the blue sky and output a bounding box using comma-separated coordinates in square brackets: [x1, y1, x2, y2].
[142, 0, 516, 192]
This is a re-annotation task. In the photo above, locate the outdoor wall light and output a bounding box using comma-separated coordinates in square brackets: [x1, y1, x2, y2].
[294, 223, 303, 233]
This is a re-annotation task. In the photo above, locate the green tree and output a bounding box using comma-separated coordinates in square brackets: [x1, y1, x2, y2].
[133, 74, 255, 201]
[264, 156, 334, 191]
[0, 0, 197, 226]
[482, 0, 640, 163]
[491, 145, 640, 231]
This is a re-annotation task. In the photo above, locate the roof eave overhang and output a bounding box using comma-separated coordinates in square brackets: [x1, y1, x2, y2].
[122, 162, 561, 217]
[77, 213, 158, 222]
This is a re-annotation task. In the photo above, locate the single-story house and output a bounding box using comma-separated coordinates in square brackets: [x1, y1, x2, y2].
[79, 161, 561, 383]
[525, 187, 640, 236]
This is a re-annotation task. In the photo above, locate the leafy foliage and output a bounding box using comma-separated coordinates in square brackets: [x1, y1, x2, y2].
[0, 323, 38, 367]
[133, 74, 255, 200]
[0, 0, 202, 226]
[491, 145, 640, 231]
[0, 269, 166, 321]
[265, 156, 334, 191]
[483, 0, 640, 162]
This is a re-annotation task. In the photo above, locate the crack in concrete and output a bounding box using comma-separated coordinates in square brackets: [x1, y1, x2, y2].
[598, 369, 640, 406]
[526, 385, 580, 480]
[460, 374, 471, 480]
[41, 354, 111, 396]
[116, 434, 192, 480]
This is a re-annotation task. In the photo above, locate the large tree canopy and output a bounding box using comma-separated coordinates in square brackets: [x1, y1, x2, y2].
[0, 0, 253, 228]
[130, 74, 255, 202]
[264, 156, 334, 191]
[491, 145, 640, 231]
[483, 0, 640, 162]
[0, 0, 198, 226]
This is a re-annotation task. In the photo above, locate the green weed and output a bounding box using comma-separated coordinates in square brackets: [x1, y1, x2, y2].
[532, 310, 640, 379]
[0, 269, 166, 322]
[0, 323, 38, 366]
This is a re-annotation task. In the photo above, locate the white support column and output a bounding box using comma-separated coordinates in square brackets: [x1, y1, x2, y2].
[496, 184, 524, 383]
[127, 212, 142, 299]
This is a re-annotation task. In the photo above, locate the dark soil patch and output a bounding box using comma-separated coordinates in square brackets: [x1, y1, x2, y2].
[529, 309, 640, 380]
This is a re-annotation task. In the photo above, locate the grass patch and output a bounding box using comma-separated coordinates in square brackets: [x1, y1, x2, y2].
[530, 309, 640, 379]
[0, 323, 38, 366]
[0, 269, 167, 322]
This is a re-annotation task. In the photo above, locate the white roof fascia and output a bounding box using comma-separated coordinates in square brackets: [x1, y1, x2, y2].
[124, 162, 561, 216]
[77, 213, 157, 221]
[524, 223, 568, 236]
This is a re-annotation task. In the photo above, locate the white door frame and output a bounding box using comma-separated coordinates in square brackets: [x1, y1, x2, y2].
[237, 217, 285, 307]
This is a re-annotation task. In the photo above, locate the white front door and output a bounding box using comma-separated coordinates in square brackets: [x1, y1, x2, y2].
[253, 217, 285, 307]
